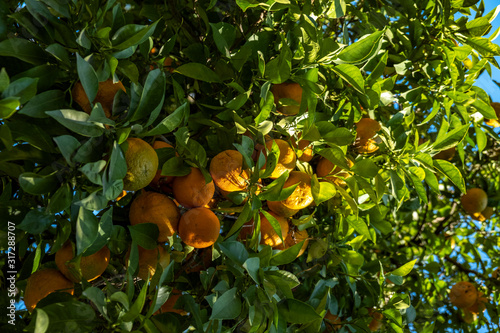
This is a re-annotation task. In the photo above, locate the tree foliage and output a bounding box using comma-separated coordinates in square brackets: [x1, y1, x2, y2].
[1, 0, 500, 332]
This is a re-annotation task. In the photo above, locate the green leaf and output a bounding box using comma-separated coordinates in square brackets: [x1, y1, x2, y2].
[218, 241, 249, 265]
[311, 174, 336, 204]
[128, 224, 159, 250]
[352, 159, 379, 178]
[19, 90, 66, 118]
[108, 141, 127, 181]
[270, 241, 305, 266]
[472, 99, 497, 119]
[46, 110, 105, 137]
[175, 63, 222, 83]
[130, 69, 166, 123]
[19, 171, 59, 195]
[18, 209, 54, 234]
[261, 210, 284, 244]
[0, 68, 9, 93]
[121, 275, 149, 321]
[161, 156, 191, 177]
[331, 64, 365, 93]
[243, 257, 260, 284]
[326, 0, 346, 19]
[76, 207, 99, 255]
[2, 77, 38, 104]
[76, 53, 98, 104]
[0, 97, 20, 119]
[0, 38, 50, 65]
[465, 36, 500, 57]
[75, 190, 109, 211]
[334, 30, 385, 65]
[264, 45, 292, 84]
[112, 21, 159, 50]
[48, 184, 72, 214]
[210, 288, 242, 320]
[210, 22, 236, 57]
[432, 124, 468, 151]
[142, 102, 189, 136]
[318, 147, 349, 169]
[346, 215, 372, 241]
[390, 259, 417, 276]
[433, 159, 466, 194]
[474, 124, 487, 153]
[32, 301, 96, 332]
[278, 298, 322, 324]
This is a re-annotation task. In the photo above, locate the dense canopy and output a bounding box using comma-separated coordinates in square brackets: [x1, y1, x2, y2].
[0, 0, 499, 332]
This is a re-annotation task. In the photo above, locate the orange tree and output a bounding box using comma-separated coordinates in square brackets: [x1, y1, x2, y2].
[1, 0, 500, 332]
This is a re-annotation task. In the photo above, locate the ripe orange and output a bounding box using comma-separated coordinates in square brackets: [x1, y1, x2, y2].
[154, 289, 187, 315]
[259, 211, 289, 248]
[123, 138, 159, 191]
[173, 167, 215, 208]
[24, 269, 74, 312]
[55, 241, 110, 282]
[72, 79, 125, 118]
[316, 157, 354, 187]
[129, 191, 181, 242]
[368, 312, 384, 332]
[210, 150, 250, 192]
[150, 141, 176, 189]
[127, 245, 171, 280]
[449, 281, 478, 308]
[283, 228, 309, 257]
[460, 188, 488, 215]
[485, 102, 500, 127]
[354, 118, 381, 154]
[267, 200, 300, 217]
[471, 206, 494, 222]
[323, 312, 342, 331]
[467, 291, 487, 314]
[271, 82, 303, 115]
[265, 139, 297, 179]
[178, 207, 220, 248]
[280, 171, 314, 210]
[433, 147, 456, 160]
[291, 133, 314, 162]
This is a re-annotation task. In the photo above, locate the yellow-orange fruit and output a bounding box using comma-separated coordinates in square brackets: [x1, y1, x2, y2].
[178, 207, 220, 248]
[259, 211, 289, 248]
[450, 281, 478, 308]
[72, 79, 125, 118]
[323, 312, 342, 331]
[354, 118, 381, 154]
[55, 241, 110, 282]
[129, 191, 181, 242]
[265, 139, 297, 179]
[316, 157, 354, 187]
[485, 102, 500, 127]
[471, 206, 494, 222]
[173, 167, 215, 208]
[460, 188, 488, 215]
[368, 312, 384, 331]
[127, 245, 171, 280]
[271, 82, 303, 115]
[291, 134, 314, 162]
[284, 229, 309, 257]
[468, 291, 488, 314]
[123, 138, 159, 191]
[267, 200, 300, 217]
[24, 269, 74, 312]
[281, 171, 314, 210]
[210, 150, 250, 192]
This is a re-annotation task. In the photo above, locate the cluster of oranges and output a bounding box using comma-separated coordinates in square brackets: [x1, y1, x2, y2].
[449, 281, 488, 323]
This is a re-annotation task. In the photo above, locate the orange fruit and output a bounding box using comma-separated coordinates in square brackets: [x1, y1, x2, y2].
[368, 312, 384, 331]
[323, 312, 342, 331]
[316, 157, 354, 187]
[259, 211, 289, 248]
[238, 221, 256, 242]
[123, 138, 159, 191]
[291, 134, 314, 162]
[150, 141, 177, 189]
[72, 79, 125, 118]
[449, 281, 478, 308]
[267, 200, 300, 217]
[467, 291, 487, 314]
[354, 118, 381, 154]
[173, 167, 215, 208]
[471, 206, 494, 222]
[178, 207, 220, 248]
[55, 241, 110, 282]
[265, 139, 297, 179]
[164, 57, 180, 73]
[210, 150, 250, 192]
[283, 228, 309, 257]
[433, 147, 456, 160]
[154, 289, 187, 315]
[280, 171, 314, 210]
[271, 82, 303, 115]
[24, 269, 74, 312]
[127, 245, 171, 280]
[485, 102, 500, 127]
[460, 188, 488, 215]
[129, 191, 181, 242]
